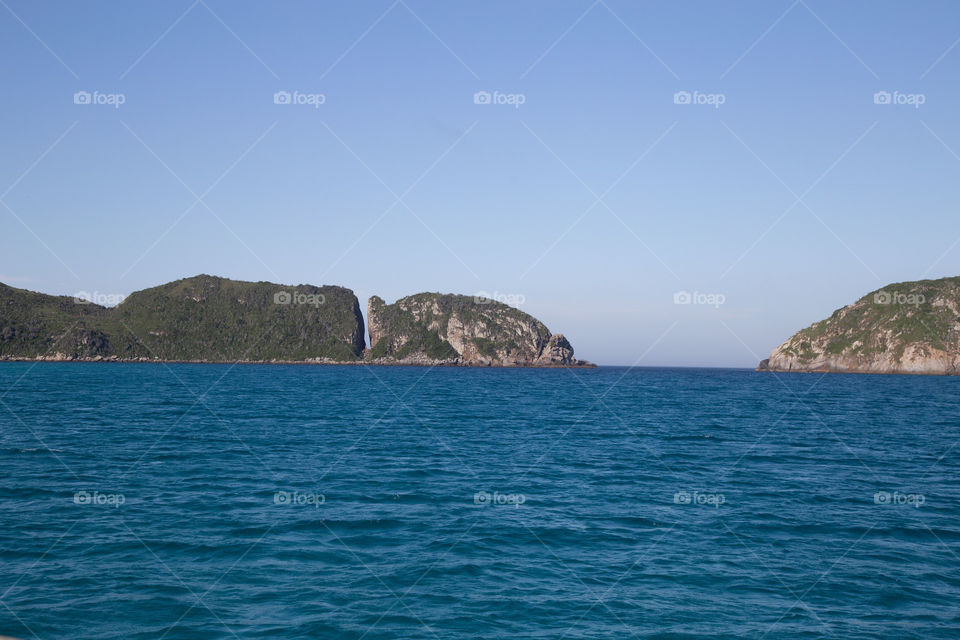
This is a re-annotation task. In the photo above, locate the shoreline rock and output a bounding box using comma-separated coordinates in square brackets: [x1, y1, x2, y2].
[1, 277, 593, 368]
[0, 354, 596, 368]
[366, 293, 593, 367]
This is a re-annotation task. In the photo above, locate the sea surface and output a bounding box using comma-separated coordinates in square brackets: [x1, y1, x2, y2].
[1, 363, 958, 639]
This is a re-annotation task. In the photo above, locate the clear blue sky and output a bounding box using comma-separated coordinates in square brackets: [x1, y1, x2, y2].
[2, 1, 959, 366]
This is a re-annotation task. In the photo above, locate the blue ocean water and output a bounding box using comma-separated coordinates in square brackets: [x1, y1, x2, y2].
[1, 363, 958, 639]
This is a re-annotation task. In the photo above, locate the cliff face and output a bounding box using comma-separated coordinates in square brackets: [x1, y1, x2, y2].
[1, 278, 592, 366]
[367, 293, 591, 367]
[760, 276, 960, 375]
[0, 275, 366, 362]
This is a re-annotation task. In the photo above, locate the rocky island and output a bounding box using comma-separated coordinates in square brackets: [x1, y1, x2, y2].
[367, 293, 588, 366]
[0, 275, 592, 367]
[759, 276, 960, 375]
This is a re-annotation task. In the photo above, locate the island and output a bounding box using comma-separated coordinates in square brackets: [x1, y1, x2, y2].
[758, 276, 960, 375]
[0, 275, 593, 367]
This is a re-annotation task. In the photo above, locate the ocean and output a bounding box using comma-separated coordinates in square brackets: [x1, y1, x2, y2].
[1, 363, 958, 639]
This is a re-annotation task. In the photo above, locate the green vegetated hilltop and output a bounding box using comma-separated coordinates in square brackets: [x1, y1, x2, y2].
[760, 276, 960, 375]
[0, 275, 590, 367]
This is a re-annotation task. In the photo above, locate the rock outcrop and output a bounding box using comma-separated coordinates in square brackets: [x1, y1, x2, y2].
[760, 276, 960, 375]
[366, 293, 592, 367]
[1, 278, 593, 366]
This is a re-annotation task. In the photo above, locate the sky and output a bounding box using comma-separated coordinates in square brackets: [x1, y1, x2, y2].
[1, 1, 959, 367]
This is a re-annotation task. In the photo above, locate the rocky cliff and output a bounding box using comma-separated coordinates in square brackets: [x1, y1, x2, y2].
[759, 276, 960, 375]
[0, 275, 366, 362]
[367, 293, 591, 367]
[1, 278, 592, 367]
